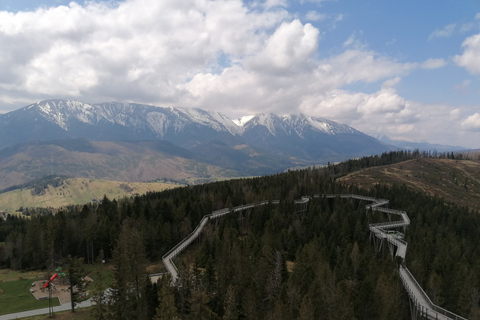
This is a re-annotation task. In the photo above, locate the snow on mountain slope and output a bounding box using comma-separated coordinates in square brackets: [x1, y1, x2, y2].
[169, 107, 241, 135]
[23, 100, 242, 137]
[240, 113, 357, 138]
[29, 99, 97, 130]
[233, 115, 255, 127]
[0, 99, 401, 176]
[1, 99, 387, 161]
[285, 114, 357, 137]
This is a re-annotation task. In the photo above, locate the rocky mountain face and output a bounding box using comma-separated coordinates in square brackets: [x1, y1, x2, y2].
[0, 99, 394, 188]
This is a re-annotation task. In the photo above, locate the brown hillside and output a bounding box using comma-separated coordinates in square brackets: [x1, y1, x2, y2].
[0, 178, 175, 213]
[338, 158, 480, 211]
[0, 140, 239, 190]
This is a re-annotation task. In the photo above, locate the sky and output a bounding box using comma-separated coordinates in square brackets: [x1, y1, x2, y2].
[0, 0, 479, 148]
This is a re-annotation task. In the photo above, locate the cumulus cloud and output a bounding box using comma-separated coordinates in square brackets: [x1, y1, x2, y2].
[244, 20, 319, 73]
[454, 33, 480, 74]
[462, 113, 480, 131]
[323, 49, 415, 85]
[182, 30, 417, 117]
[297, 86, 480, 148]
[1, 0, 476, 147]
[0, 0, 289, 104]
[0, 0, 419, 114]
[305, 87, 407, 121]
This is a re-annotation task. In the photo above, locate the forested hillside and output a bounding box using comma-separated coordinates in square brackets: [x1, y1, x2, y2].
[0, 151, 479, 319]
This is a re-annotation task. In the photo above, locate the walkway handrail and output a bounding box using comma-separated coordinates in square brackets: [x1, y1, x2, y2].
[159, 193, 467, 320]
[400, 266, 468, 320]
[161, 200, 277, 281]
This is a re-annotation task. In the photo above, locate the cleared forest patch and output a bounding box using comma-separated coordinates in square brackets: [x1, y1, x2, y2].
[338, 158, 480, 211]
[0, 177, 177, 214]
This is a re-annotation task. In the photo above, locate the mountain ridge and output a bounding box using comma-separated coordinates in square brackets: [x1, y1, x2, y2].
[3, 99, 460, 190]
[0, 99, 393, 158]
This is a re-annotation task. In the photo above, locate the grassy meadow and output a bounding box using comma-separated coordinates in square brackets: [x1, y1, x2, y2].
[0, 265, 114, 317]
[0, 178, 176, 214]
[0, 270, 60, 315]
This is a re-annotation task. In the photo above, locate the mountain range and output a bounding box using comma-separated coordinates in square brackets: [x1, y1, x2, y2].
[0, 99, 461, 189]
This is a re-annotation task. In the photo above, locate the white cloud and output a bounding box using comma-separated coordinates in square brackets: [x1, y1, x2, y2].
[305, 10, 326, 21]
[0, 0, 417, 119]
[453, 79, 471, 92]
[343, 31, 365, 49]
[462, 113, 480, 131]
[245, 19, 319, 74]
[0, 0, 290, 104]
[324, 49, 415, 85]
[300, 0, 338, 3]
[421, 58, 447, 69]
[382, 77, 401, 88]
[1, 0, 477, 148]
[454, 33, 480, 74]
[298, 87, 480, 148]
[429, 23, 456, 40]
[306, 88, 407, 121]
[263, 0, 288, 10]
[459, 23, 475, 33]
[358, 88, 406, 115]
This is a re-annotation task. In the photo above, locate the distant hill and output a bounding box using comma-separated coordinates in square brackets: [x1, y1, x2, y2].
[0, 139, 245, 191]
[376, 135, 467, 153]
[0, 177, 175, 213]
[338, 157, 480, 211]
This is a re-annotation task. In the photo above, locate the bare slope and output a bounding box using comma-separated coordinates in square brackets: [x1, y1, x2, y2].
[338, 158, 480, 211]
[0, 178, 174, 213]
[0, 139, 241, 190]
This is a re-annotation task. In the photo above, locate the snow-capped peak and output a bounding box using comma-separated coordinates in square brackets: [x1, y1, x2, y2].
[17, 99, 361, 142]
[233, 115, 255, 127]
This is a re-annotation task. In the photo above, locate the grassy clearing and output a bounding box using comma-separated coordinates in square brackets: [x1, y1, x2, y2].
[83, 264, 114, 291]
[338, 158, 480, 211]
[0, 278, 60, 315]
[0, 269, 45, 282]
[0, 178, 176, 213]
[0, 264, 114, 316]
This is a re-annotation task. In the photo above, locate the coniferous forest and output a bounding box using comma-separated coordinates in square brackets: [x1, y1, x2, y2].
[0, 151, 479, 319]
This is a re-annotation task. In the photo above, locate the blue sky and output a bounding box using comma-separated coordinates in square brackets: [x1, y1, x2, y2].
[0, 0, 479, 148]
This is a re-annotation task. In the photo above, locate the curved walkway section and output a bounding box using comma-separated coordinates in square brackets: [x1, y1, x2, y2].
[161, 194, 467, 320]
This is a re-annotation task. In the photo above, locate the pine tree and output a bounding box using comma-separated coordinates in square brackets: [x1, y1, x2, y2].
[155, 275, 180, 320]
[110, 218, 148, 320]
[61, 255, 87, 313]
[90, 261, 110, 320]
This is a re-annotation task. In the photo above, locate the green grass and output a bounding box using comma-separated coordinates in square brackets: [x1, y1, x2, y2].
[0, 269, 45, 282]
[84, 264, 114, 291]
[0, 265, 114, 316]
[0, 278, 60, 315]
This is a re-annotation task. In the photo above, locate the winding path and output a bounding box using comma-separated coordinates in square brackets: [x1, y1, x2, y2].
[161, 194, 467, 320]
